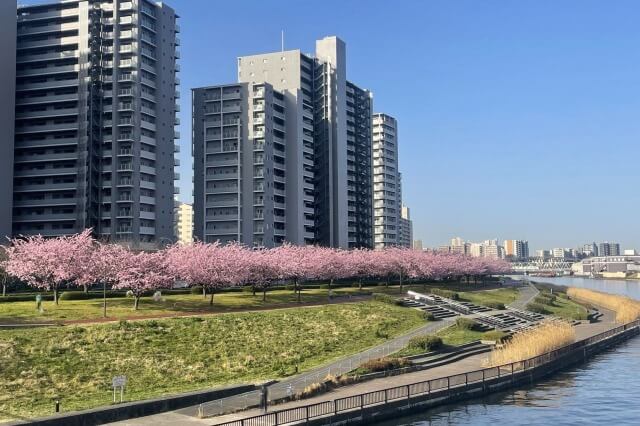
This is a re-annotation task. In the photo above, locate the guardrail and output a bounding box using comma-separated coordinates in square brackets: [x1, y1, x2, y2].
[214, 320, 640, 426]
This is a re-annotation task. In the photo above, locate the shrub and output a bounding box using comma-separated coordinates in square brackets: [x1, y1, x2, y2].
[373, 293, 399, 305]
[242, 286, 254, 293]
[456, 317, 480, 331]
[482, 330, 508, 343]
[535, 294, 556, 305]
[355, 357, 411, 374]
[526, 302, 550, 315]
[59, 292, 90, 301]
[190, 286, 203, 294]
[0, 294, 55, 303]
[422, 311, 436, 321]
[319, 284, 330, 289]
[430, 288, 460, 300]
[285, 284, 296, 291]
[483, 301, 506, 310]
[408, 335, 443, 351]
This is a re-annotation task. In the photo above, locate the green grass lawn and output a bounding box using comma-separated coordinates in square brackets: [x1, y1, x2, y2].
[530, 293, 589, 320]
[0, 301, 424, 421]
[458, 288, 519, 308]
[0, 287, 370, 324]
[436, 325, 487, 346]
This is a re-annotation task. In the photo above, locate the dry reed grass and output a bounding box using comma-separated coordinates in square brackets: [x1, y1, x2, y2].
[567, 288, 640, 323]
[488, 320, 575, 366]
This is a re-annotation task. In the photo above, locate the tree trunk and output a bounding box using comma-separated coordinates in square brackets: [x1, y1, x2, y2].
[209, 291, 215, 306]
[295, 278, 301, 303]
[53, 287, 59, 305]
[202, 286, 207, 300]
[385, 275, 390, 288]
[399, 271, 404, 293]
[83, 284, 88, 293]
[263, 288, 267, 302]
[2, 283, 5, 297]
[133, 295, 140, 310]
[358, 277, 363, 290]
[252, 285, 256, 297]
[103, 281, 107, 318]
[329, 278, 333, 291]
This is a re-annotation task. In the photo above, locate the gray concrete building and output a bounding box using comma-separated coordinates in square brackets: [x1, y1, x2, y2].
[599, 242, 620, 257]
[372, 113, 400, 249]
[13, 0, 179, 248]
[0, 1, 17, 241]
[193, 36, 373, 248]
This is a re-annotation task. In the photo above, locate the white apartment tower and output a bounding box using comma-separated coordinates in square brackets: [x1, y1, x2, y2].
[193, 36, 373, 248]
[12, 0, 180, 247]
[372, 113, 400, 249]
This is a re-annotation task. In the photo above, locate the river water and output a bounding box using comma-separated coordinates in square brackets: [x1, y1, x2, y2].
[375, 276, 640, 425]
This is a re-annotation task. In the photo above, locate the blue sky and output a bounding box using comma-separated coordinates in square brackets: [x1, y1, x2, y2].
[23, 0, 640, 251]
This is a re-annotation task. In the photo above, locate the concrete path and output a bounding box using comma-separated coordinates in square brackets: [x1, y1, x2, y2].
[507, 281, 539, 310]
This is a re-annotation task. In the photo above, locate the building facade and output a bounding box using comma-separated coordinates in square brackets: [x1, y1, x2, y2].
[13, 0, 179, 248]
[504, 239, 529, 260]
[599, 242, 620, 257]
[398, 204, 412, 248]
[174, 201, 192, 245]
[372, 113, 400, 249]
[193, 36, 373, 248]
[0, 0, 16, 240]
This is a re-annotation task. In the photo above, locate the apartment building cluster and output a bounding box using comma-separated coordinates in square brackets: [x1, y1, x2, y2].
[0, 1, 413, 250]
[439, 237, 529, 260]
[192, 36, 412, 249]
[535, 241, 622, 260]
[1, 0, 180, 249]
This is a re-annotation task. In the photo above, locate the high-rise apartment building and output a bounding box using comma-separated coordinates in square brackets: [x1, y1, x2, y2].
[599, 242, 620, 257]
[504, 239, 529, 260]
[12, 0, 179, 248]
[0, 1, 17, 240]
[174, 202, 192, 245]
[193, 36, 373, 248]
[372, 113, 400, 249]
[582, 242, 598, 257]
[398, 204, 412, 247]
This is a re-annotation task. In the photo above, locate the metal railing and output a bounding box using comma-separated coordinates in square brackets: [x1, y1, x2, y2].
[213, 320, 640, 426]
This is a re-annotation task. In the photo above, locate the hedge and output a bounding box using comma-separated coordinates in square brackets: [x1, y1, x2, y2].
[455, 317, 481, 331]
[408, 335, 443, 351]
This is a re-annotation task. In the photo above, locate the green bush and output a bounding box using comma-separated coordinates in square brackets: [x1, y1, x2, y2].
[285, 284, 296, 291]
[59, 292, 90, 301]
[407, 335, 443, 351]
[242, 286, 254, 293]
[372, 293, 399, 305]
[354, 357, 411, 375]
[0, 294, 55, 303]
[526, 302, 550, 315]
[535, 294, 556, 306]
[483, 301, 506, 310]
[319, 284, 330, 289]
[430, 288, 460, 300]
[482, 330, 508, 342]
[422, 311, 436, 321]
[455, 317, 480, 331]
[190, 286, 204, 294]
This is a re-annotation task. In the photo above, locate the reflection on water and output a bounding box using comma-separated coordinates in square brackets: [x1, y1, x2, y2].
[375, 276, 640, 425]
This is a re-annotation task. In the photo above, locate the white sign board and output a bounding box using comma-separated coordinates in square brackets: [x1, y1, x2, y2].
[112, 375, 127, 388]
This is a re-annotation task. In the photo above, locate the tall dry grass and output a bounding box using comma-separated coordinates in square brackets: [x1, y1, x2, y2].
[488, 321, 575, 366]
[567, 287, 640, 324]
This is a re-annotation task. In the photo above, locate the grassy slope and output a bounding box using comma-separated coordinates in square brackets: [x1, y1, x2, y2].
[0, 288, 368, 324]
[0, 301, 423, 421]
[458, 288, 519, 307]
[541, 295, 589, 320]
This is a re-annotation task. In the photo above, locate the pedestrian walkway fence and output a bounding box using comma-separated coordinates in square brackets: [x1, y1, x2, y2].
[213, 320, 640, 426]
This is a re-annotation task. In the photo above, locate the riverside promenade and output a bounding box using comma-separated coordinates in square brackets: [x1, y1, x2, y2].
[106, 283, 590, 426]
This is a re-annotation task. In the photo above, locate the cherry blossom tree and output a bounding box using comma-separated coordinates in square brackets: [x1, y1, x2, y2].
[6, 229, 95, 305]
[272, 244, 319, 302]
[165, 242, 250, 306]
[113, 250, 173, 310]
[245, 248, 283, 301]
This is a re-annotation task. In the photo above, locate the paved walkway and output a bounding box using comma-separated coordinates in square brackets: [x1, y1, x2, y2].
[507, 281, 539, 310]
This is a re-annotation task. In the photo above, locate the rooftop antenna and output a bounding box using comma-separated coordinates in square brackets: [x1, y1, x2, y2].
[281, 30, 284, 52]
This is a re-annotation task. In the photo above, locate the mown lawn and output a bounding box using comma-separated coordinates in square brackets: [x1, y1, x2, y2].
[0, 287, 369, 324]
[458, 288, 519, 308]
[532, 293, 589, 320]
[436, 324, 487, 346]
[0, 301, 423, 421]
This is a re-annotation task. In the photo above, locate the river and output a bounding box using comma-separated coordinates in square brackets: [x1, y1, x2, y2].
[375, 276, 640, 425]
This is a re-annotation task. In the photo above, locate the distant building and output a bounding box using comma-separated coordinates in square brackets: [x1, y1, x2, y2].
[573, 255, 640, 278]
[398, 205, 412, 248]
[624, 249, 637, 256]
[483, 240, 503, 259]
[582, 243, 598, 257]
[469, 243, 484, 258]
[174, 202, 193, 245]
[599, 242, 620, 257]
[552, 248, 568, 258]
[504, 240, 529, 260]
[412, 239, 423, 251]
[535, 249, 551, 259]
